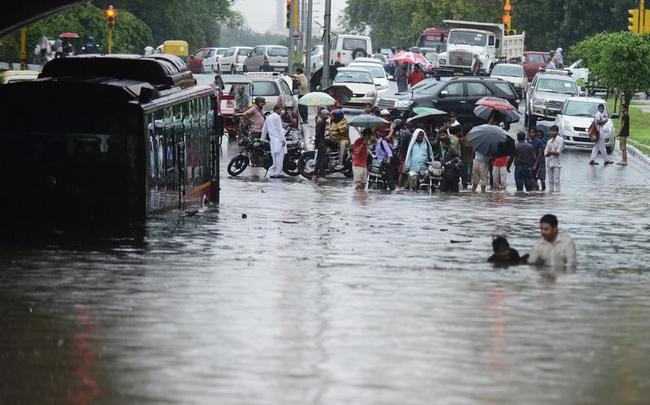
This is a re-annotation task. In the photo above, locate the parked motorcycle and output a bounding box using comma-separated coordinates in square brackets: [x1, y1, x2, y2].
[298, 138, 352, 179]
[227, 126, 304, 177]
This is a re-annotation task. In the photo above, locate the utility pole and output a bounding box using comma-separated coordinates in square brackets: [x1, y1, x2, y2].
[288, 0, 295, 74]
[305, 0, 313, 77]
[320, 0, 331, 89]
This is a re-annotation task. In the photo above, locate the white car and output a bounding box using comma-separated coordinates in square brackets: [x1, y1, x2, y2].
[567, 59, 589, 85]
[348, 62, 390, 91]
[554, 97, 617, 154]
[219, 46, 253, 74]
[201, 47, 228, 73]
[303, 44, 324, 72]
[490, 63, 527, 99]
[332, 67, 377, 108]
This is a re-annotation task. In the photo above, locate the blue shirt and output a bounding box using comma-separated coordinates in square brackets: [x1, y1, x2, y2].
[406, 142, 430, 173]
[375, 139, 393, 161]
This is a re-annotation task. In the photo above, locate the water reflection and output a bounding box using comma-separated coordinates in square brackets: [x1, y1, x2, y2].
[1, 147, 650, 404]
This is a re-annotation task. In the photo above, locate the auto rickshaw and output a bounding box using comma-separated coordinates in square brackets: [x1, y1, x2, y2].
[156, 40, 189, 62]
[218, 74, 253, 141]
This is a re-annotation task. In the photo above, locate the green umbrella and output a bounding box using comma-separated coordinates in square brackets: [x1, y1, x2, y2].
[412, 106, 448, 116]
[348, 114, 390, 128]
[298, 91, 336, 107]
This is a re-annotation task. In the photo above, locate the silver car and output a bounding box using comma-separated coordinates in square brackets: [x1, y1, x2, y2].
[250, 74, 298, 113]
[526, 69, 582, 129]
[243, 45, 289, 73]
[332, 67, 377, 108]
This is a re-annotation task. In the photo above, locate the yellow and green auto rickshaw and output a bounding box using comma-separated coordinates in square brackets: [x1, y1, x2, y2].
[156, 40, 189, 62]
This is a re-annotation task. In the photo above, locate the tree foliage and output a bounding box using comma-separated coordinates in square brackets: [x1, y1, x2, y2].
[1, 1, 152, 62]
[343, 0, 637, 53]
[572, 31, 650, 107]
[92, 0, 243, 50]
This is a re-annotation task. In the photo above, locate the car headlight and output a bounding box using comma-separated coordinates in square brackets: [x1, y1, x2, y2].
[365, 91, 377, 97]
[439, 59, 446, 65]
[532, 98, 546, 106]
[395, 99, 414, 108]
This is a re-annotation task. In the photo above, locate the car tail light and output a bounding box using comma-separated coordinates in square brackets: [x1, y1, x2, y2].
[336, 52, 341, 63]
[264, 55, 269, 64]
[236, 53, 240, 63]
[277, 96, 283, 106]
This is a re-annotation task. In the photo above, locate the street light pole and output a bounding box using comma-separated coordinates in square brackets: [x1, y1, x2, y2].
[320, 0, 331, 89]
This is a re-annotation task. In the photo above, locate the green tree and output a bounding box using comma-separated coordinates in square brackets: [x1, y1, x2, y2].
[1, 1, 152, 62]
[92, 0, 243, 50]
[572, 31, 650, 107]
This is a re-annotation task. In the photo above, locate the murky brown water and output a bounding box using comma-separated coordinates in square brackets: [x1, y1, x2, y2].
[3, 96, 650, 404]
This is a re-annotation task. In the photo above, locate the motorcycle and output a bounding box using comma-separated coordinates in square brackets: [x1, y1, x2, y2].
[226, 125, 304, 177]
[297, 138, 353, 179]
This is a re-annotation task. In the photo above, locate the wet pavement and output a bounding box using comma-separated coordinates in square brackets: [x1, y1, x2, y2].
[2, 75, 650, 405]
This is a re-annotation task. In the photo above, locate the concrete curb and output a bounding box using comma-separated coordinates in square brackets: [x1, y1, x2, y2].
[626, 141, 650, 166]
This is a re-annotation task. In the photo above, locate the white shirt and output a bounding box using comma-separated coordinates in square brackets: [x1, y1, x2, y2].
[594, 110, 608, 130]
[528, 232, 576, 268]
[545, 136, 564, 168]
[261, 112, 285, 150]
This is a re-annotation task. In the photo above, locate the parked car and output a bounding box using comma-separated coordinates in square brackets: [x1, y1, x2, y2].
[554, 97, 617, 154]
[332, 67, 377, 108]
[526, 69, 582, 129]
[522, 51, 550, 81]
[249, 73, 297, 113]
[375, 76, 519, 123]
[490, 63, 527, 98]
[219, 46, 253, 74]
[202, 47, 229, 73]
[243, 45, 289, 73]
[187, 48, 227, 73]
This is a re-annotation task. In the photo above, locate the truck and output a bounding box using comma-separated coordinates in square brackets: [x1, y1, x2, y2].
[436, 20, 525, 76]
[416, 27, 449, 53]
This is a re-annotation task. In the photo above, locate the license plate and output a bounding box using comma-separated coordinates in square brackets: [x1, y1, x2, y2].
[274, 67, 285, 72]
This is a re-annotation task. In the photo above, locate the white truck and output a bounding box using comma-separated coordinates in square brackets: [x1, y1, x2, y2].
[437, 20, 525, 76]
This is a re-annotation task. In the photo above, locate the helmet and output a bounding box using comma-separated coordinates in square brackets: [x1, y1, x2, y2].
[254, 96, 266, 104]
[380, 109, 390, 116]
[393, 118, 403, 130]
[330, 109, 344, 120]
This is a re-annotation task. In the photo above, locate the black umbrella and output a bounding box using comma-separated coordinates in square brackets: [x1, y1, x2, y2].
[473, 105, 520, 123]
[323, 84, 353, 104]
[468, 124, 515, 157]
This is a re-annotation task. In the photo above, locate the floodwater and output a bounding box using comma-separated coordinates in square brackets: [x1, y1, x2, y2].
[3, 123, 650, 403]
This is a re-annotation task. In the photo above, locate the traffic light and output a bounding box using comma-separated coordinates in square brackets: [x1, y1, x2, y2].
[286, 0, 291, 29]
[106, 5, 117, 29]
[629, 8, 640, 33]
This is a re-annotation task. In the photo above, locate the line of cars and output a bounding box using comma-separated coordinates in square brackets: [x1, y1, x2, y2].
[188, 45, 289, 74]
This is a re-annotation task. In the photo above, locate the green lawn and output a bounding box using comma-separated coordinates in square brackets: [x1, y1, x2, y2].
[608, 99, 650, 156]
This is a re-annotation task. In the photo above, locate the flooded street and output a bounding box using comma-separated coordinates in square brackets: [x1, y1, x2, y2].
[3, 142, 650, 404]
[3, 76, 650, 404]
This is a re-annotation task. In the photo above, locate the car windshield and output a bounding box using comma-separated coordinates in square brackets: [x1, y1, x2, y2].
[448, 31, 487, 46]
[342, 38, 367, 51]
[492, 65, 522, 77]
[252, 81, 278, 96]
[268, 47, 288, 57]
[350, 65, 385, 78]
[564, 101, 602, 117]
[536, 78, 578, 94]
[334, 71, 373, 84]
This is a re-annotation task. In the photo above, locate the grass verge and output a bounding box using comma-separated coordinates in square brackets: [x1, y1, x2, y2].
[608, 99, 650, 155]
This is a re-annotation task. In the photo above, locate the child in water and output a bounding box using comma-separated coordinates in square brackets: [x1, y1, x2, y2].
[488, 236, 527, 264]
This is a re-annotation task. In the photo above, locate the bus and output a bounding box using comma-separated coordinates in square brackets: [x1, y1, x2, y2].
[0, 54, 220, 223]
[416, 27, 449, 52]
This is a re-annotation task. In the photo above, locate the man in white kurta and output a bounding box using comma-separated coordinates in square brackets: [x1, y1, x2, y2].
[544, 125, 564, 193]
[589, 103, 613, 165]
[261, 104, 286, 178]
[528, 214, 576, 268]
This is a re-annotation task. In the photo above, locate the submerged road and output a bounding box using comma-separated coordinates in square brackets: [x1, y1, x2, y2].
[1, 74, 650, 405]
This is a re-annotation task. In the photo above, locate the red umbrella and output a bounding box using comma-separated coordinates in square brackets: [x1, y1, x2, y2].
[388, 51, 432, 70]
[475, 96, 515, 111]
[59, 32, 80, 39]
